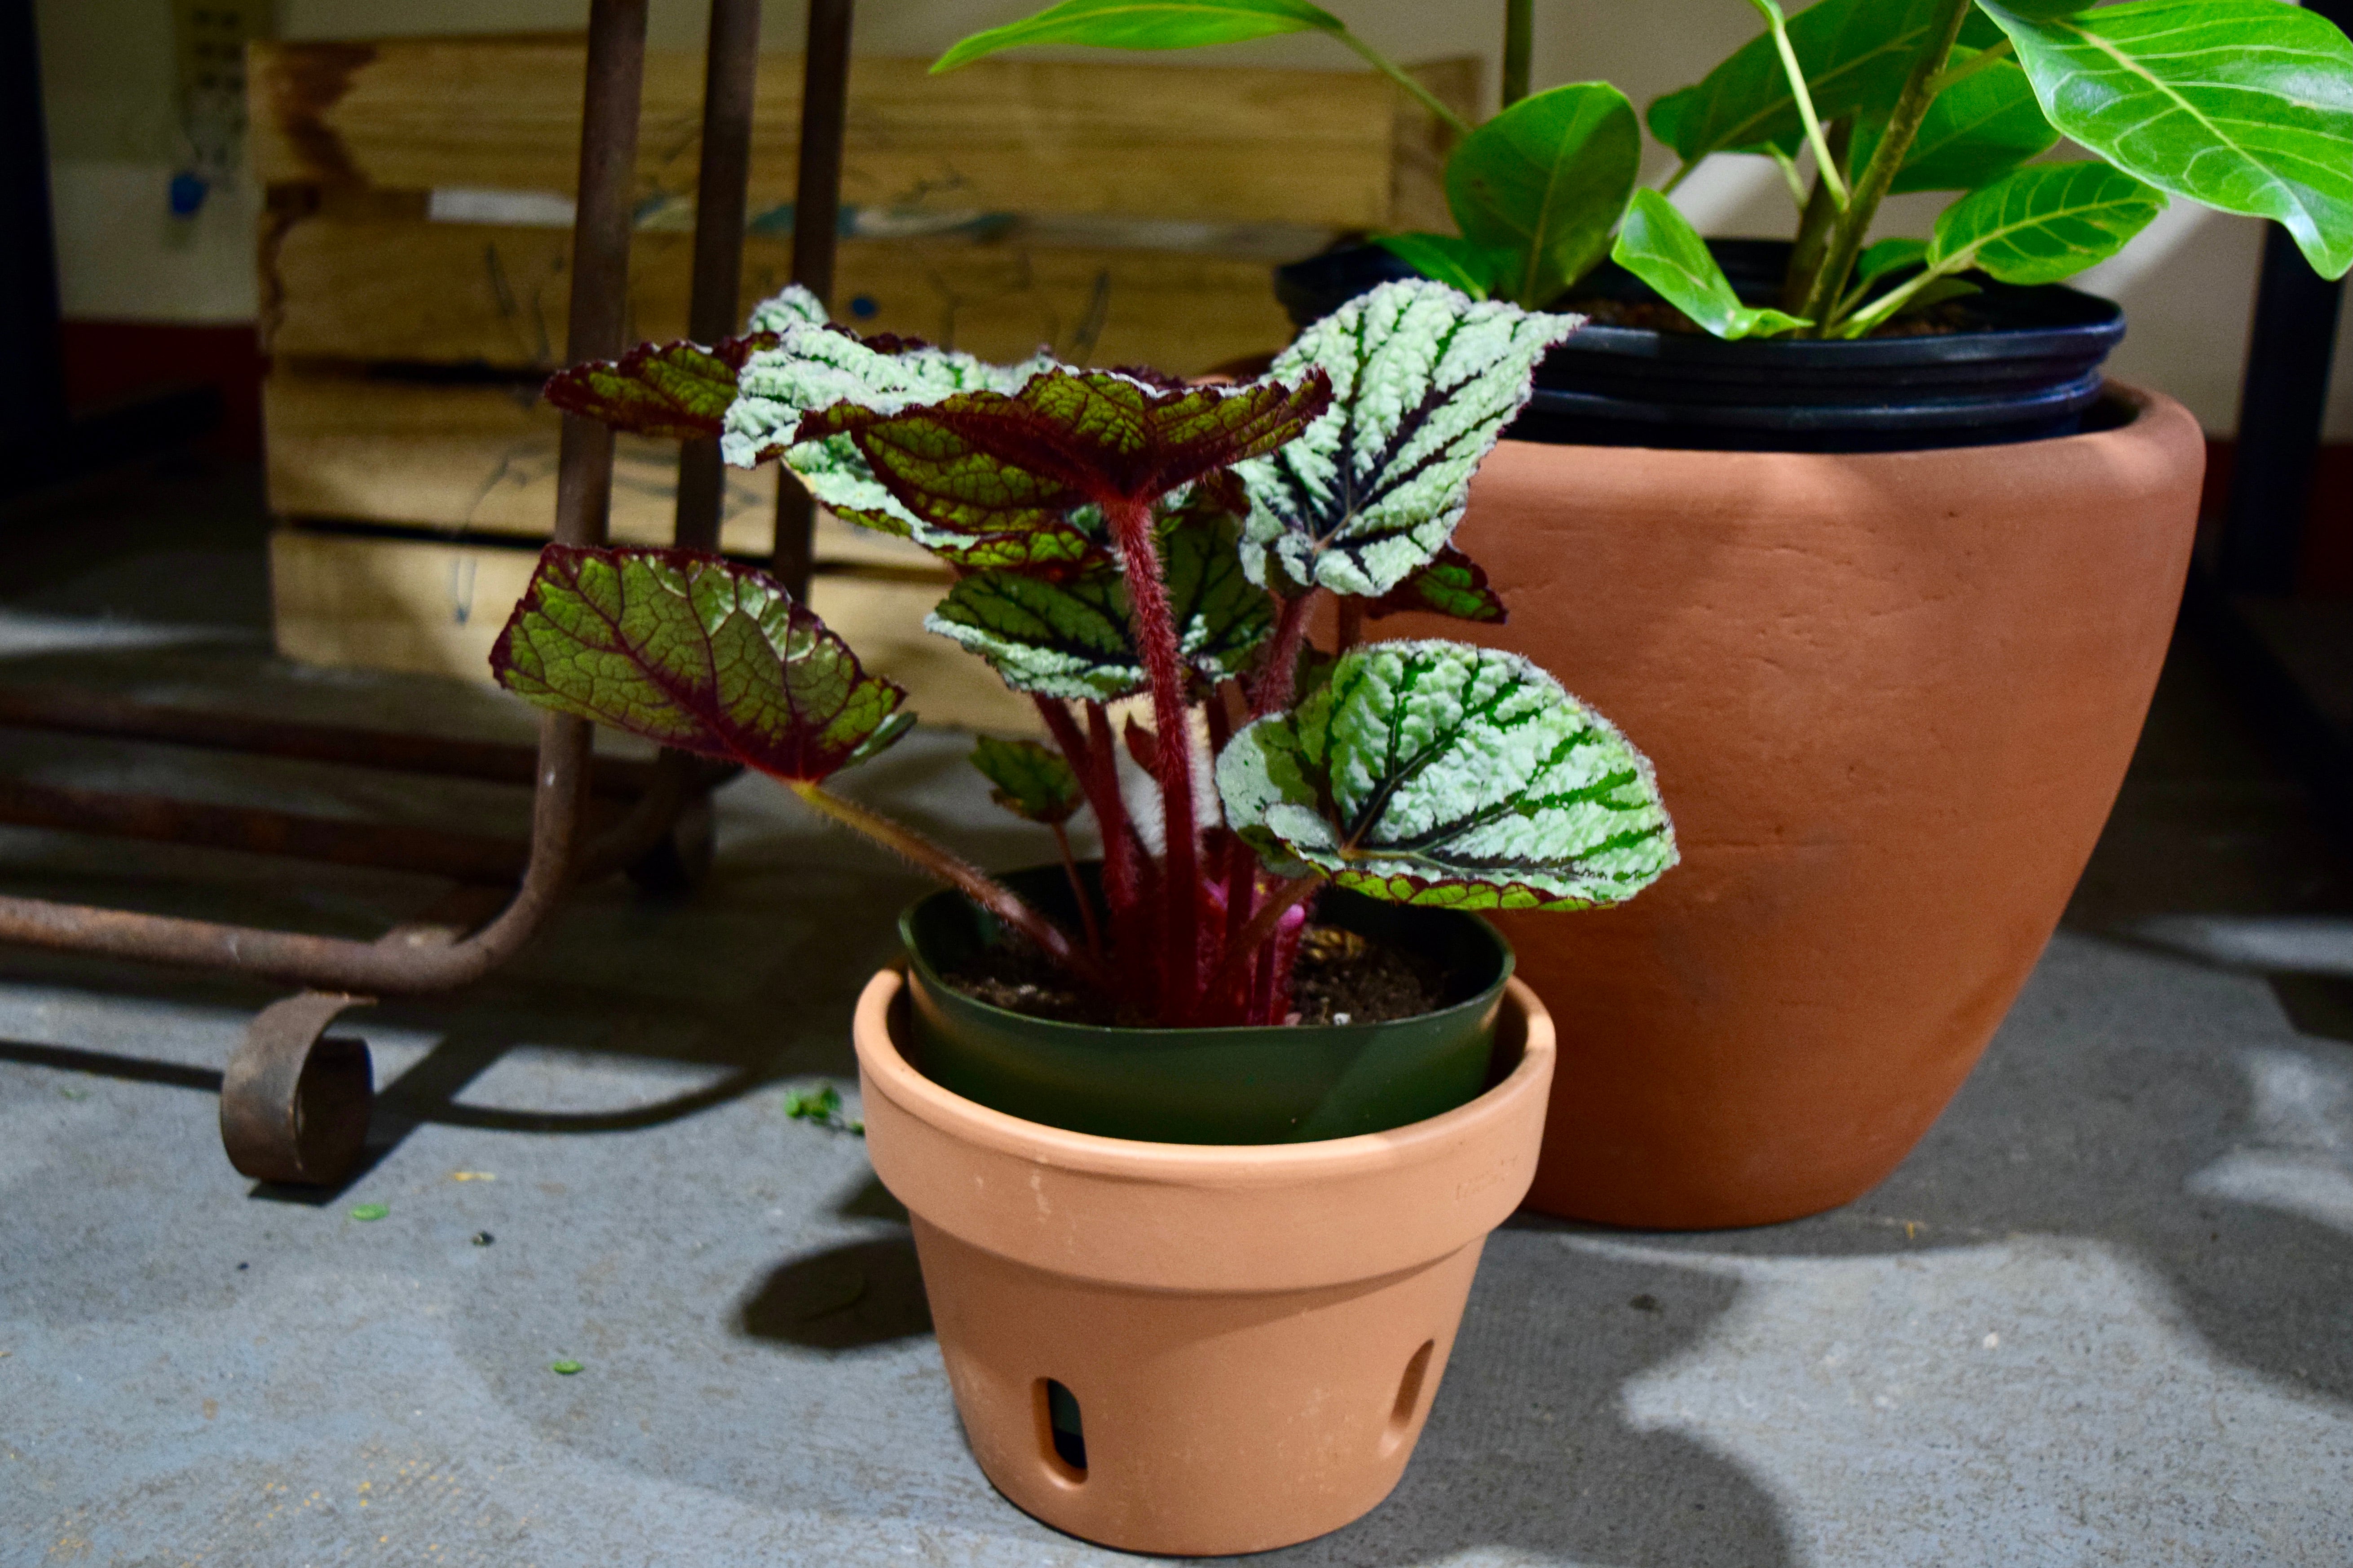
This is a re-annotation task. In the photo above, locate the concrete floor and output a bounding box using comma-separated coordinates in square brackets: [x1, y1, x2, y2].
[3, 458, 2351, 1566]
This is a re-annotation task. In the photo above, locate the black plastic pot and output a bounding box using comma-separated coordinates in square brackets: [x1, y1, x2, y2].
[898, 865, 1514, 1145]
[1275, 238, 2128, 454]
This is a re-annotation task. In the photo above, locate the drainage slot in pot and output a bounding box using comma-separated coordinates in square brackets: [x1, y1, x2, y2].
[1380, 1341, 1436, 1455]
[1039, 1379, 1087, 1479]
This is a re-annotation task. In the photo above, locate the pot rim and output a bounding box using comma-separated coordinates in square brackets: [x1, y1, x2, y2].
[898, 869, 1515, 1045]
[856, 968, 1554, 1183]
[1497, 377, 2164, 459]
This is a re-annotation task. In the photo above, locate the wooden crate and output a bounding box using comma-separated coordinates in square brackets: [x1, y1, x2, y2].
[262, 367, 929, 566]
[269, 527, 1042, 736]
[263, 213, 1300, 374]
[252, 41, 1472, 230]
[254, 37, 1475, 729]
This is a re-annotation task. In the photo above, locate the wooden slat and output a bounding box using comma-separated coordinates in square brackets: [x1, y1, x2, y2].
[251, 40, 1474, 229]
[269, 527, 1042, 737]
[261, 368, 925, 567]
[262, 216, 1297, 374]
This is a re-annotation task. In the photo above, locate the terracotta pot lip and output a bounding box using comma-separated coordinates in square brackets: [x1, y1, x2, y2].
[856, 968, 1554, 1184]
[1494, 377, 2171, 462]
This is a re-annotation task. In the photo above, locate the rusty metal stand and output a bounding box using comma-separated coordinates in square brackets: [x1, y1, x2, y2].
[0, 0, 845, 1186]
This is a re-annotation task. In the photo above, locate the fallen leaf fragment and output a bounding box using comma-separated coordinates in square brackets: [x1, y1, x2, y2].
[550, 1360, 583, 1375]
[349, 1204, 389, 1222]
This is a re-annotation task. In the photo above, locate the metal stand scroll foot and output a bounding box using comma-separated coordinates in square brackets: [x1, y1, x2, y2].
[221, 993, 376, 1185]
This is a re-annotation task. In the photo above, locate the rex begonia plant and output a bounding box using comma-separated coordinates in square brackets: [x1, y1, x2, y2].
[936, 0, 2353, 339]
[497, 279, 1676, 1028]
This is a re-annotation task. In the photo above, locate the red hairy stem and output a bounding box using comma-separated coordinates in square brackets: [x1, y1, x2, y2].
[1034, 693, 1092, 777]
[1261, 907, 1310, 1024]
[1081, 700, 1146, 908]
[1249, 934, 1277, 1024]
[1083, 700, 1158, 991]
[787, 781, 1106, 990]
[1203, 872, 1325, 1008]
[1050, 821, 1104, 960]
[1252, 587, 1323, 717]
[1201, 683, 1253, 1012]
[1107, 495, 1204, 1016]
[1033, 693, 1123, 942]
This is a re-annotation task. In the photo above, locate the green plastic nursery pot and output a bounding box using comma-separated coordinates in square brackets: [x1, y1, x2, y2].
[899, 865, 1514, 1144]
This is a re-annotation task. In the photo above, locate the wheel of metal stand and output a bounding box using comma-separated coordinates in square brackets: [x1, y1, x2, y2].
[220, 992, 376, 1185]
[627, 788, 715, 894]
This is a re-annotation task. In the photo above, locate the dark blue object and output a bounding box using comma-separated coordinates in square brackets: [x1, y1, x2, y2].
[168, 170, 208, 217]
[1275, 239, 2128, 454]
[848, 293, 879, 319]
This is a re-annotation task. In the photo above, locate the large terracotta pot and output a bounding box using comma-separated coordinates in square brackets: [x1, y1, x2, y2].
[1376, 385, 2203, 1229]
[854, 969, 1555, 1556]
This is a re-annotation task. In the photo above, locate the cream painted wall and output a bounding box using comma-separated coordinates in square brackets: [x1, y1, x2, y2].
[33, 0, 2340, 435]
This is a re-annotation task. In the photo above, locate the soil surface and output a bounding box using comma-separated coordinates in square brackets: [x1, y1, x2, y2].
[938, 921, 1451, 1027]
[1567, 295, 1971, 338]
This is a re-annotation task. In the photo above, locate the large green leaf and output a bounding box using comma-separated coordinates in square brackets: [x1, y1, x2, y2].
[1656, 0, 1951, 162]
[1928, 160, 2167, 285]
[970, 736, 1084, 824]
[1233, 280, 1579, 599]
[1371, 232, 1522, 301]
[490, 546, 912, 782]
[926, 513, 1272, 700]
[1981, 0, 2353, 279]
[1444, 82, 1642, 308]
[1876, 48, 2056, 193]
[1216, 640, 1676, 910]
[933, 0, 1339, 71]
[1611, 189, 1810, 340]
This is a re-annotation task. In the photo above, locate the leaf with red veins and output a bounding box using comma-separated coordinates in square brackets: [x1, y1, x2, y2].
[796, 367, 1332, 537]
[490, 545, 913, 782]
[541, 334, 778, 441]
[1364, 544, 1509, 625]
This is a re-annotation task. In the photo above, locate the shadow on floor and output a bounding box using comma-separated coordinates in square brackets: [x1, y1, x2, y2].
[739, 1234, 933, 1351]
[1258, 1247, 1792, 1568]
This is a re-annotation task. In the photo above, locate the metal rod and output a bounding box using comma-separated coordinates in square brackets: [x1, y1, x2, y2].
[0, 684, 662, 798]
[673, 0, 764, 553]
[555, 0, 649, 552]
[1503, 0, 1533, 108]
[0, 0, 652, 995]
[773, 0, 856, 598]
[0, 778, 530, 883]
[0, 712, 588, 992]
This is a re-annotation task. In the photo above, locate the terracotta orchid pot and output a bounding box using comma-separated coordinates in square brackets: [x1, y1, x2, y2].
[853, 968, 1555, 1556]
[1374, 384, 2204, 1229]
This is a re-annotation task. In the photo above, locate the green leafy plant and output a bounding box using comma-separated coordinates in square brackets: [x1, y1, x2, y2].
[935, 0, 2353, 338]
[512, 279, 1676, 1028]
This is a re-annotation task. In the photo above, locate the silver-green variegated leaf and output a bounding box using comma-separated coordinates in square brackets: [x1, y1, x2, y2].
[721, 312, 1058, 549]
[746, 284, 830, 335]
[1217, 639, 1675, 910]
[1232, 280, 1580, 599]
[925, 513, 1271, 700]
